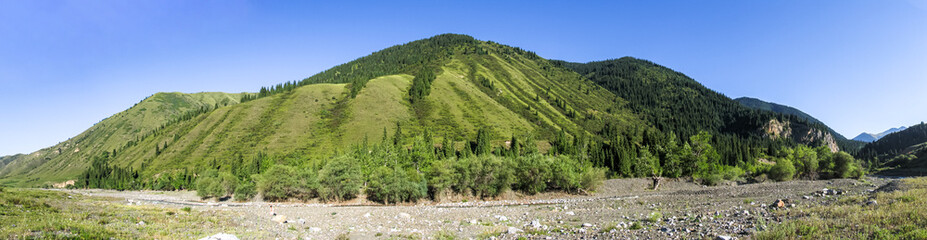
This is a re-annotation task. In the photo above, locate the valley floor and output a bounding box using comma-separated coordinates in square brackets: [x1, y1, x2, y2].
[2, 177, 900, 239]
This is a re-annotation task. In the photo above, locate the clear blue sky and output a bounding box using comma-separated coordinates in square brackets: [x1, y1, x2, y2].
[1, 0, 926, 156]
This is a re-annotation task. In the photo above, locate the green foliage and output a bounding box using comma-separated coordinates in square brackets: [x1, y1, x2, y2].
[769, 158, 796, 182]
[195, 170, 237, 199]
[255, 165, 318, 202]
[233, 180, 256, 202]
[366, 166, 427, 204]
[512, 155, 552, 195]
[319, 156, 363, 202]
[426, 158, 458, 200]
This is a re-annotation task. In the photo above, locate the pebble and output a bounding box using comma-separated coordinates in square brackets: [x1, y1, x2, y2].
[565, 211, 575, 216]
[507, 227, 523, 234]
[582, 223, 593, 227]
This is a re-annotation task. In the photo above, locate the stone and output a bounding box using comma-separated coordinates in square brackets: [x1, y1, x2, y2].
[297, 218, 306, 225]
[136, 221, 146, 226]
[309, 227, 322, 232]
[363, 212, 371, 218]
[530, 219, 543, 229]
[867, 200, 878, 206]
[803, 195, 812, 199]
[495, 215, 508, 221]
[716, 235, 734, 240]
[770, 199, 787, 208]
[582, 223, 593, 227]
[272, 215, 287, 224]
[198, 233, 240, 240]
[398, 213, 412, 219]
[507, 227, 523, 234]
[565, 211, 576, 216]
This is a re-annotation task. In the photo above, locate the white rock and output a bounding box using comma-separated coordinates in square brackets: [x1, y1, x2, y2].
[565, 211, 575, 216]
[582, 223, 593, 227]
[309, 227, 321, 232]
[507, 227, 523, 234]
[495, 215, 508, 221]
[297, 218, 306, 225]
[363, 212, 371, 218]
[716, 235, 733, 240]
[530, 219, 543, 229]
[198, 233, 239, 240]
[136, 221, 146, 226]
[398, 213, 411, 219]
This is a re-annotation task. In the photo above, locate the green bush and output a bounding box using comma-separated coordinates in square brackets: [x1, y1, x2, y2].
[832, 152, 855, 179]
[426, 158, 458, 200]
[366, 166, 427, 204]
[255, 165, 318, 202]
[721, 166, 746, 181]
[319, 156, 363, 202]
[769, 158, 796, 182]
[195, 170, 236, 199]
[550, 156, 581, 191]
[579, 165, 607, 192]
[233, 180, 256, 201]
[513, 154, 551, 195]
[466, 155, 514, 198]
[700, 174, 723, 186]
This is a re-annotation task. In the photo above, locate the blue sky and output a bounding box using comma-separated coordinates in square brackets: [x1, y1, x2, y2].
[1, 0, 925, 155]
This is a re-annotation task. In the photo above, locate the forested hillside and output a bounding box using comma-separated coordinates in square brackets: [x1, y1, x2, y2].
[555, 58, 848, 163]
[0, 35, 866, 199]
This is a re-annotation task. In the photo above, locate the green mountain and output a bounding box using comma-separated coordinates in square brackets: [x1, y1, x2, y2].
[0, 34, 644, 186]
[555, 58, 845, 161]
[0, 34, 858, 187]
[0, 92, 242, 186]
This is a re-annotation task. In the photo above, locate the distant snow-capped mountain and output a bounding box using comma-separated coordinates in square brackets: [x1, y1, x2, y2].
[853, 126, 907, 142]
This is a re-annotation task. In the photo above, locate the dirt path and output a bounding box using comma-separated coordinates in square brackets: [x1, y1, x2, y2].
[61, 177, 889, 239]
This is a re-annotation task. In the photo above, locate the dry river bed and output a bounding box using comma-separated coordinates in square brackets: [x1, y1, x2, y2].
[61, 177, 891, 239]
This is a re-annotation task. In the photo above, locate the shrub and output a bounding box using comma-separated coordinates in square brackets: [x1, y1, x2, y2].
[550, 156, 581, 191]
[513, 154, 551, 195]
[700, 174, 723, 186]
[233, 180, 256, 201]
[769, 158, 796, 182]
[467, 155, 514, 198]
[832, 152, 855, 179]
[366, 166, 427, 204]
[721, 166, 746, 181]
[255, 165, 318, 202]
[195, 170, 236, 199]
[579, 165, 607, 192]
[426, 158, 458, 200]
[319, 156, 363, 202]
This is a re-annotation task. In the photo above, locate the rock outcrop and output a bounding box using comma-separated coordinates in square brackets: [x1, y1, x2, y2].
[762, 119, 838, 152]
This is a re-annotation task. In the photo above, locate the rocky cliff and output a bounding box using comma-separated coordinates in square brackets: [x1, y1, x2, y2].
[763, 119, 839, 152]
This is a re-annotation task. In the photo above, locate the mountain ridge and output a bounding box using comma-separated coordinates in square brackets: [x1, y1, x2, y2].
[0, 34, 857, 187]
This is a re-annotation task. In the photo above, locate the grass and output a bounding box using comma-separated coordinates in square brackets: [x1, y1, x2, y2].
[756, 177, 927, 239]
[0, 188, 241, 239]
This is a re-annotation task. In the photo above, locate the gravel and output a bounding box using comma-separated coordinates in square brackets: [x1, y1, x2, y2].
[62, 177, 889, 239]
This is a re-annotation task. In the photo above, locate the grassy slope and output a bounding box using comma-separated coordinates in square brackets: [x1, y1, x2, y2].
[0, 188, 244, 239]
[757, 177, 927, 239]
[0, 92, 242, 186]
